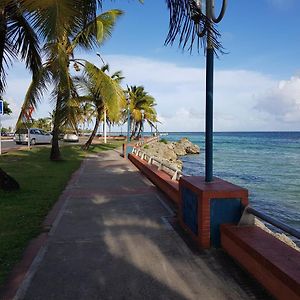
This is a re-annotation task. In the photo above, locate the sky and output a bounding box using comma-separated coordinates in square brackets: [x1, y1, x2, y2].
[2, 0, 300, 132]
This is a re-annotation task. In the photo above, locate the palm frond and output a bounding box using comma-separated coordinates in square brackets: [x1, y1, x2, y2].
[8, 11, 41, 78]
[84, 61, 125, 121]
[70, 9, 123, 51]
[165, 0, 222, 53]
[16, 66, 51, 128]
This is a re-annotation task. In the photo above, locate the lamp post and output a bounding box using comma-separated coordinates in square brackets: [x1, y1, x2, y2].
[103, 108, 107, 144]
[191, 0, 227, 182]
[125, 91, 131, 143]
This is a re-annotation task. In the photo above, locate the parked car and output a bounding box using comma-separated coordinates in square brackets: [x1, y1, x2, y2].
[63, 132, 79, 143]
[14, 128, 52, 145]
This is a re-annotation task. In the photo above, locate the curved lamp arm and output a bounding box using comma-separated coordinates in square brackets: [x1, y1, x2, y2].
[211, 0, 227, 23]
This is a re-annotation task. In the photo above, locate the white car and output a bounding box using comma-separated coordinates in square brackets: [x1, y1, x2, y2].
[63, 133, 79, 143]
[14, 128, 52, 145]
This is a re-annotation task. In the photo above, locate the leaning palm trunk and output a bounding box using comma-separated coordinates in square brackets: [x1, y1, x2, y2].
[136, 122, 144, 139]
[131, 121, 138, 139]
[82, 115, 100, 151]
[0, 167, 20, 191]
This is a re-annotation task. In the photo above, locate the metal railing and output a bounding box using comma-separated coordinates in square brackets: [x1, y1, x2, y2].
[132, 147, 182, 181]
[245, 206, 300, 240]
[134, 136, 160, 147]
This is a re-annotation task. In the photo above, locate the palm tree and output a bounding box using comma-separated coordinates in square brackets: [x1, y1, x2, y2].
[73, 63, 124, 150]
[0, 0, 41, 94]
[126, 86, 158, 140]
[136, 97, 158, 138]
[17, 2, 123, 160]
[78, 102, 94, 133]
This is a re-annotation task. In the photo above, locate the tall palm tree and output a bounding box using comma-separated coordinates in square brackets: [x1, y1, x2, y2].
[78, 102, 94, 133]
[17, 2, 123, 160]
[73, 63, 124, 150]
[136, 96, 158, 138]
[126, 86, 158, 139]
[0, 0, 41, 94]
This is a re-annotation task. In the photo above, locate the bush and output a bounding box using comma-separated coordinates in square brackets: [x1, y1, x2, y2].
[159, 138, 168, 144]
[143, 144, 149, 149]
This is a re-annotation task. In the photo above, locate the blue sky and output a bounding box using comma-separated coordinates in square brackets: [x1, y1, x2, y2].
[3, 0, 300, 131]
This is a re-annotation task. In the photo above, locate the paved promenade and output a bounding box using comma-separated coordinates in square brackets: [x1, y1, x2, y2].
[14, 149, 268, 300]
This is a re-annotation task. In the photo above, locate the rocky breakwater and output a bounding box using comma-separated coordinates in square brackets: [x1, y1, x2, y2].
[141, 138, 200, 172]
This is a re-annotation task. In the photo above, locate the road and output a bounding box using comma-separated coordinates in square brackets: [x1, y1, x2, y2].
[0, 139, 82, 153]
[1, 139, 23, 152]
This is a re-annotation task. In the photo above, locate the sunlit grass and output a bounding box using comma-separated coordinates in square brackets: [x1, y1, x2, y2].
[0, 142, 121, 287]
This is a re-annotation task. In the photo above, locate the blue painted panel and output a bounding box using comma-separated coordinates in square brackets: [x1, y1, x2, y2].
[126, 146, 133, 157]
[182, 187, 198, 235]
[210, 198, 242, 248]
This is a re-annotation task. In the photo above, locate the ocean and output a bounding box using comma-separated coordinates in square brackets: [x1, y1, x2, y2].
[164, 132, 300, 232]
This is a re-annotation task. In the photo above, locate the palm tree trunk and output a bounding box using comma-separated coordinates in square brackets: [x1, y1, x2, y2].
[130, 121, 137, 139]
[50, 99, 62, 160]
[0, 167, 20, 191]
[82, 117, 100, 151]
[136, 122, 143, 139]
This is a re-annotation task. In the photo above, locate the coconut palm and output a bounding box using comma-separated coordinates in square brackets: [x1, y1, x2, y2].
[17, 2, 123, 160]
[126, 86, 158, 140]
[78, 102, 94, 133]
[0, 0, 41, 94]
[73, 62, 124, 150]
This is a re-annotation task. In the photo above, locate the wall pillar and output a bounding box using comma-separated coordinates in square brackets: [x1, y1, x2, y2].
[179, 176, 248, 248]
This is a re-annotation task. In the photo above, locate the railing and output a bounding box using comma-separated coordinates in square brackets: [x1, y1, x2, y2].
[132, 147, 182, 181]
[134, 136, 160, 147]
[245, 206, 300, 240]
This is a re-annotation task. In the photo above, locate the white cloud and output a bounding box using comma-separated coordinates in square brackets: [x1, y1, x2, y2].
[254, 76, 300, 123]
[267, 0, 295, 9]
[3, 54, 300, 131]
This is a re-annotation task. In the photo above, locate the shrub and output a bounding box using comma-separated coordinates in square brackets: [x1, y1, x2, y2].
[159, 138, 168, 144]
[143, 144, 149, 149]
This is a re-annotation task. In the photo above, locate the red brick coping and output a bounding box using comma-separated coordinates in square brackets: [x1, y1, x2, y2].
[221, 224, 300, 300]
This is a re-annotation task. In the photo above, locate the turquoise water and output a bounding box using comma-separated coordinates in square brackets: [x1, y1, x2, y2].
[165, 132, 300, 232]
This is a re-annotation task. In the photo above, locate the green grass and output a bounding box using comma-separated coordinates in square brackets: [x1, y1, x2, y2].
[0, 142, 121, 287]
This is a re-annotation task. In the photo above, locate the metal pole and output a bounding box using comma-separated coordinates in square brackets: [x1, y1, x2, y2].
[246, 207, 300, 240]
[127, 105, 131, 143]
[205, 0, 214, 182]
[28, 128, 30, 149]
[0, 115, 2, 155]
[103, 109, 107, 144]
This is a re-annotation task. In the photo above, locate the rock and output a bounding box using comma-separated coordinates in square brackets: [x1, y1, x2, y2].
[255, 219, 299, 252]
[176, 138, 200, 154]
[173, 143, 186, 156]
[141, 137, 200, 172]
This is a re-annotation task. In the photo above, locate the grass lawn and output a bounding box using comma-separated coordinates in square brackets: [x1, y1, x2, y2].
[0, 142, 122, 287]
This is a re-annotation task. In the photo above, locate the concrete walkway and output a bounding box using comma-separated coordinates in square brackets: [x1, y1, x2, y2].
[15, 150, 268, 300]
